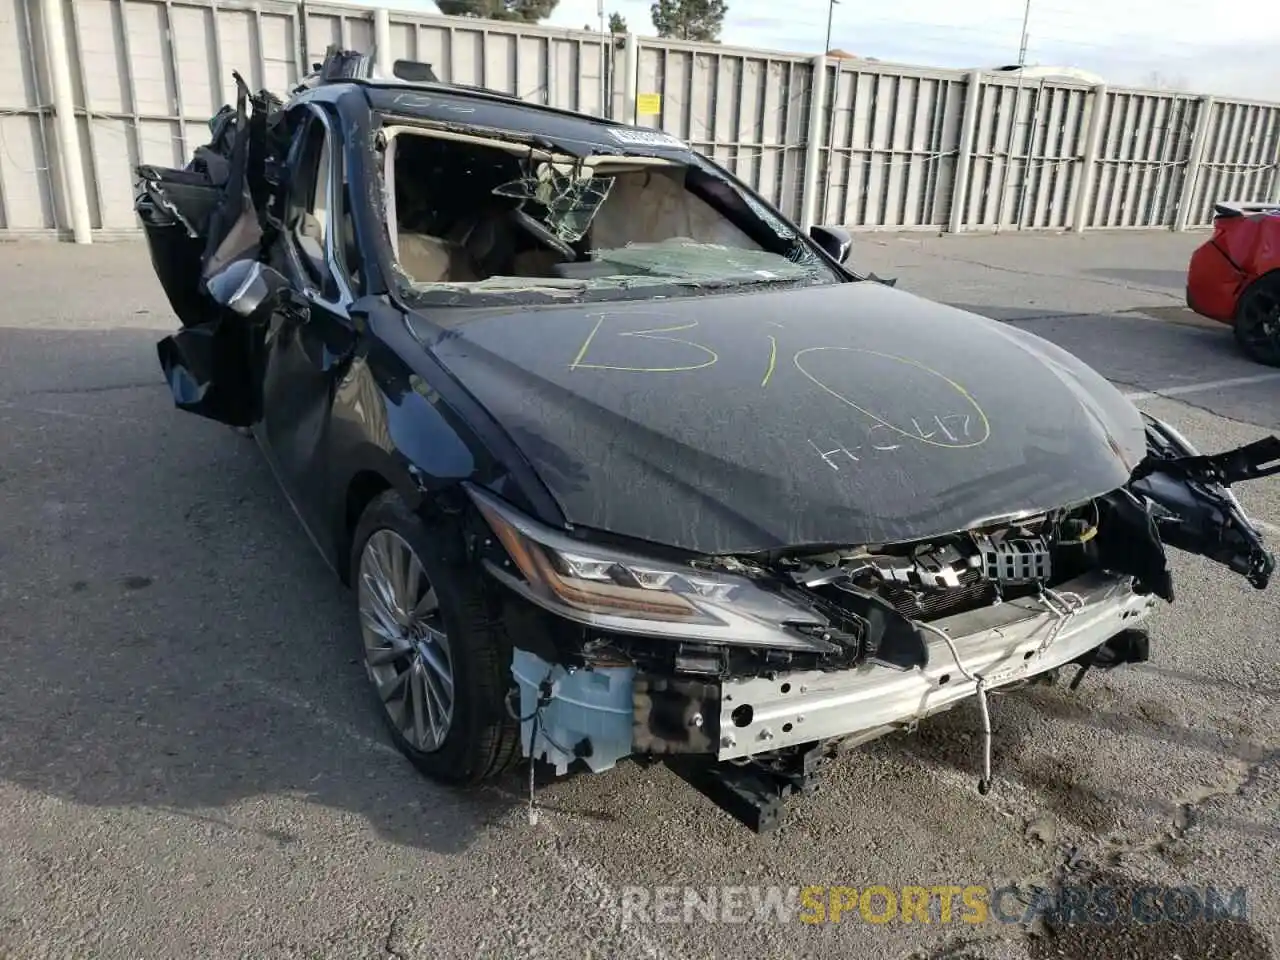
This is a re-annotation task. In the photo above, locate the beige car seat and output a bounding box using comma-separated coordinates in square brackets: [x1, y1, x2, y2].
[589, 169, 760, 251]
[394, 232, 481, 284]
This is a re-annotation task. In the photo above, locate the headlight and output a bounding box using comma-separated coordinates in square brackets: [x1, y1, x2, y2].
[465, 484, 837, 652]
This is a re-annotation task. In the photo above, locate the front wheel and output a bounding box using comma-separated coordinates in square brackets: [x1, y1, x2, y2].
[1233, 274, 1280, 366]
[349, 491, 521, 784]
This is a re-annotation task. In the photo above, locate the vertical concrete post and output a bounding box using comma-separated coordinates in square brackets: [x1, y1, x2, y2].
[605, 36, 619, 120]
[621, 31, 638, 123]
[599, 32, 609, 118]
[1071, 83, 1107, 233]
[799, 54, 829, 232]
[40, 0, 92, 243]
[373, 7, 392, 78]
[544, 40, 558, 107]
[947, 70, 983, 234]
[1175, 95, 1215, 231]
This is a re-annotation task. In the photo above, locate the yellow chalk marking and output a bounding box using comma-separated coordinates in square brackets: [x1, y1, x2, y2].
[793, 346, 990, 449]
[568, 314, 606, 370]
[761, 335, 778, 387]
[569, 319, 719, 373]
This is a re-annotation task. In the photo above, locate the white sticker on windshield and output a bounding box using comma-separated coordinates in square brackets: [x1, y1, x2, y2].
[608, 128, 688, 149]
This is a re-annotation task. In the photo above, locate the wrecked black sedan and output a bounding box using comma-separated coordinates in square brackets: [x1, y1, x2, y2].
[136, 48, 1280, 831]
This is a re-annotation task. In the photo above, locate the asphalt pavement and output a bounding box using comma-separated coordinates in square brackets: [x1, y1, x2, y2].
[0, 232, 1276, 960]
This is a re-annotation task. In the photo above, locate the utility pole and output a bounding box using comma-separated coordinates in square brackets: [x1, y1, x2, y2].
[824, 0, 839, 54]
[995, 0, 1033, 232]
[597, 0, 606, 119]
[1017, 0, 1031, 65]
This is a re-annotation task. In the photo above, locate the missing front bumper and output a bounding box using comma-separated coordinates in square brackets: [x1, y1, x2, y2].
[716, 572, 1155, 761]
[510, 572, 1154, 771]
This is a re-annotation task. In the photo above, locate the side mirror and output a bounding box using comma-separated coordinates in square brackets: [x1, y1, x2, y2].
[809, 224, 852, 265]
[206, 259, 288, 319]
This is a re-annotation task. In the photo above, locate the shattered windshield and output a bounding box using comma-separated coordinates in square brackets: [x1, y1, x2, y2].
[590, 239, 825, 285]
[491, 162, 614, 243]
[382, 126, 841, 304]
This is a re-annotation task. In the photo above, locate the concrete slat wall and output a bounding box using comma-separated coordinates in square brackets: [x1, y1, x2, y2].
[56, 0, 302, 235]
[816, 64, 967, 231]
[1086, 90, 1198, 229]
[2, 0, 1278, 240]
[631, 40, 812, 217]
[305, 4, 614, 114]
[1186, 99, 1280, 228]
[0, 0, 61, 232]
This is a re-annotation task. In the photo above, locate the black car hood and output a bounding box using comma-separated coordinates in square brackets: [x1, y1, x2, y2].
[411, 280, 1147, 554]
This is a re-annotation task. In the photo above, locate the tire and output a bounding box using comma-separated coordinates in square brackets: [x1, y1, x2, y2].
[1233, 273, 1280, 367]
[349, 490, 521, 784]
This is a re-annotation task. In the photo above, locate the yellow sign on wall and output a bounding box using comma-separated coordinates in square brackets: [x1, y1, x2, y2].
[636, 92, 662, 116]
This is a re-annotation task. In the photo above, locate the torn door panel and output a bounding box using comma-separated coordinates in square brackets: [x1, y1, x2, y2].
[137, 167, 224, 332]
[138, 73, 282, 427]
[155, 310, 264, 427]
[134, 72, 282, 328]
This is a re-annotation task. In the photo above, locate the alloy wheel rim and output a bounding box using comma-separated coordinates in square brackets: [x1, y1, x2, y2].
[357, 529, 455, 752]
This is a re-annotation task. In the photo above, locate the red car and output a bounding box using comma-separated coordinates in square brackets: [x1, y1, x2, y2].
[1186, 201, 1280, 366]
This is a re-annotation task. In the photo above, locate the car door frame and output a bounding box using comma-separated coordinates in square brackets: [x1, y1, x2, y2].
[254, 98, 362, 562]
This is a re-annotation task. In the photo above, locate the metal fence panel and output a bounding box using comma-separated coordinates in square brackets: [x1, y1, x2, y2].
[957, 77, 1090, 230]
[1186, 99, 1280, 228]
[371, 11, 610, 114]
[818, 63, 966, 230]
[632, 39, 812, 219]
[0, 0, 60, 232]
[1011, 82, 1090, 228]
[1086, 90, 1198, 229]
[60, 0, 300, 234]
[303, 5, 376, 70]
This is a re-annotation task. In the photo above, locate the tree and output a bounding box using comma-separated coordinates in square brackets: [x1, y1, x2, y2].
[650, 0, 727, 42]
[608, 11, 627, 32]
[435, 0, 558, 23]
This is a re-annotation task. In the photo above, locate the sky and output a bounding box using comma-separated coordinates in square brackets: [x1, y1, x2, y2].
[536, 0, 1280, 102]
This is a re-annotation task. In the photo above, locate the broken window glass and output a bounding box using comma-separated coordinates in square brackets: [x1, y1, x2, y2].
[492, 161, 614, 243]
[589, 239, 827, 287]
[741, 193, 796, 240]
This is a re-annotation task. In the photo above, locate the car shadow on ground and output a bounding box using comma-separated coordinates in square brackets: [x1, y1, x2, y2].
[0, 324, 563, 857]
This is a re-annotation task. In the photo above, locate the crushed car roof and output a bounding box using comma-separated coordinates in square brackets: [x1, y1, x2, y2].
[289, 47, 692, 156]
[354, 80, 693, 157]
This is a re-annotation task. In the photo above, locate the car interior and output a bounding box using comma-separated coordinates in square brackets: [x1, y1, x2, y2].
[383, 128, 767, 286]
